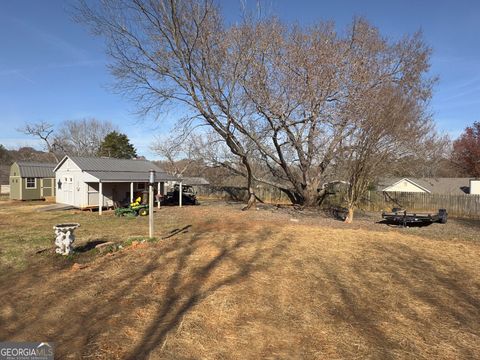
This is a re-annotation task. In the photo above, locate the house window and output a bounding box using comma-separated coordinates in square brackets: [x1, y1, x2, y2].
[137, 183, 146, 190]
[26, 178, 36, 189]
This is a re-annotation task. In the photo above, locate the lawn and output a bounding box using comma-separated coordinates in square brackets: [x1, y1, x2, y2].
[0, 200, 479, 359]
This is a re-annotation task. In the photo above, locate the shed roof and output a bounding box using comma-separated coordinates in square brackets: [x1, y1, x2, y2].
[378, 177, 473, 195]
[16, 162, 56, 178]
[182, 177, 210, 186]
[86, 171, 177, 182]
[55, 156, 178, 182]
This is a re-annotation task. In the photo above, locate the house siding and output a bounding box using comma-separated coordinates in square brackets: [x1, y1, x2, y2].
[21, 178, 42, 200]
[9, 162, 56, 200]
[384, 180, 426, 193]
[9, 163, 21, 200]
[55, 158, 83, 207]
[471, 180, 480, 195]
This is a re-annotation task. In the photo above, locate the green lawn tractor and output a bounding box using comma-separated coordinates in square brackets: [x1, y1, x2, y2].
[115, 197, 149, 217]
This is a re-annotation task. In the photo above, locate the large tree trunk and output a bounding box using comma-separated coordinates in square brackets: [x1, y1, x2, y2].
[279, 183, 321, 207]
[241, 156, 256, 211]
[301, 182, 322, 207]
[344, 206, 354, 224]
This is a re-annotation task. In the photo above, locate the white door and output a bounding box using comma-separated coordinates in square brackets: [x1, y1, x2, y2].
[64, 176, 73, 205]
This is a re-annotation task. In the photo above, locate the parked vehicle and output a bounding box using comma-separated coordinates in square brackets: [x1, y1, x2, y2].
[115, 197, 149, 217]
[161, 184, 199, 205]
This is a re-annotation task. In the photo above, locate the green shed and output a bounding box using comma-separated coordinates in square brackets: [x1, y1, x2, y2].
[9, 162, 56, 200]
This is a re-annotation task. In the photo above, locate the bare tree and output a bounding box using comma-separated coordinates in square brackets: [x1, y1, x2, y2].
[338, 85, 436, 222]
[19, 121, 64, 162]
[56, 118, 117, 156]
[151, 131, 196, 176]
[76, 1, 435, 210]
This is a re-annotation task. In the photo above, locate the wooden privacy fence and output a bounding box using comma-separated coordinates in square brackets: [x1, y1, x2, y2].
[196, 185, 291, 204]
[198, 186, 480, 219]
[361, 191, 480, 219]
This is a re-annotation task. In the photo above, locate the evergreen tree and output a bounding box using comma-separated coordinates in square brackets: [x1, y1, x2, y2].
[98, 131, 137, 159]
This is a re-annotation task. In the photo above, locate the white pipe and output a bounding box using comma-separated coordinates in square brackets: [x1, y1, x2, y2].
[99, 181, 103, 215]
[179, 181, 183, 207]
[149, 170, 155, 238]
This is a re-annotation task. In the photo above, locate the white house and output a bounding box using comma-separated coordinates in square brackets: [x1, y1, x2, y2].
[379, 177, 480, 195]
[54, 156, 178, 213]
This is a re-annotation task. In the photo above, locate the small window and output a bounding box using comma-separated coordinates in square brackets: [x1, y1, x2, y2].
[26, 178, 36, 189]
[137, 183, 146, 190]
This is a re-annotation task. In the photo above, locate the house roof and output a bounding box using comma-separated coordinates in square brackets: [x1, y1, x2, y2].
[182, 177, 210, 186]
[378, 177, 473, 195]
[55, 156, 178, 182]
[16, 162, 56, 178]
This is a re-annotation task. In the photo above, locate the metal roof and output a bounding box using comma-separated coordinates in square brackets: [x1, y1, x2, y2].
[56, 156, 180, 183]
[69, 156, 164, 172]
[182, 177, 210, 186]
[17, 162, 56, 178]
[86, 171, 178, 182]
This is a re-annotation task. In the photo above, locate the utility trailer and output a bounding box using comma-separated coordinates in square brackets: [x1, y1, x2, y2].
[381, 208, 447, 227]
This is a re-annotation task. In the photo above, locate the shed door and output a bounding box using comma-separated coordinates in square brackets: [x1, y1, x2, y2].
[64, 176, 74, 204]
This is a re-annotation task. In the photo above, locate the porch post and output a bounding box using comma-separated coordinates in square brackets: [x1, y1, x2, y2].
[130, 182, 134, 203]
[99, 181, 103, 215]
[179, 181, 183, 207]
[157, 182, 161, 209]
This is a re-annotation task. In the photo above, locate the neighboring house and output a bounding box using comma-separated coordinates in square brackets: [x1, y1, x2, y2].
[378, 177, 480, 195]
[9, 162, 56, 200]
[54, 156, 178, 212]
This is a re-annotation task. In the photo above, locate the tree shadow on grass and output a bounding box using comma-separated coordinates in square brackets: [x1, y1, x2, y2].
[316, 242, 480, 358]
[0, 222, 289, 359]
[453, 218, 480, 230]
[74, 239, 109, 253]
[161, 225, 192, 239]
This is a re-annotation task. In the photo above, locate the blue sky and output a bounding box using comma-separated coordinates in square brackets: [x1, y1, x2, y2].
[0, 0, 479, 159]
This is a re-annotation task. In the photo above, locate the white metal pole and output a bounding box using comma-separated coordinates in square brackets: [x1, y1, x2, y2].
[99, 181, 103, 215]
[157, 181, 161, 209]
[130, 182, 134, 203]
[179, 181, 183, 207]
[149, 170, 155, 238]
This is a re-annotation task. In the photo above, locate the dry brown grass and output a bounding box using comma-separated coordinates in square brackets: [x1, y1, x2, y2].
[0, 201, 479, 359]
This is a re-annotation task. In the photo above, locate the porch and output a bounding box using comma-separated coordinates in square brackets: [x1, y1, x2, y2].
[86, 180, 184, 214]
